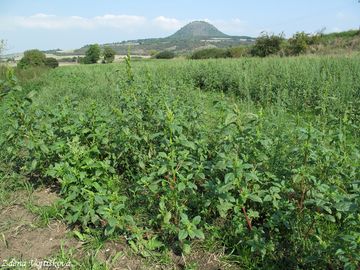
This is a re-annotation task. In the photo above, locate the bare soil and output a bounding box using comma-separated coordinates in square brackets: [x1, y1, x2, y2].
[0, 189, 76, 261]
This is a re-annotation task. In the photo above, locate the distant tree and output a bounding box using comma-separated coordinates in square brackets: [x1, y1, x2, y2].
[0, 39, 6, 56]
[228, 46, 250, 58]
[155, 51, 175, 59]
[149, 50, 158, 57]
[190, 48, 231, 59]
[288, 32, 310, 55]
[17, 49, 46, 69]
[251, 32, 285, 57]
[103, 46, 116, 63]
[44, 57, 59, 68]
[84, 44, 101, 64]
[287, 32, 323, 56]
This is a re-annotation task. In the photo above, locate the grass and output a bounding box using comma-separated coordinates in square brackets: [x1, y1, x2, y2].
[0, 56, 359, 269]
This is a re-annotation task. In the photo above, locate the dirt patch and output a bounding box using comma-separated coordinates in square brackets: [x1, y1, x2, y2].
[32, 188, 60, 207]
[0, 219, 75, 260]
[96, 240, 144, 270]
[0, 189, 76, 261]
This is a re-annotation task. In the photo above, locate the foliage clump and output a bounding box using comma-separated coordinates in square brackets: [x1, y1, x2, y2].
[84, 44, 101, 64]
[18, 49, 47, 69]
[17, 49, 59, 69]
[103, 46, 116, 63]
[155, 51, 175, 59]
[251, 32, 285, 57]
[190, 48, 231, 59]
[44, 57, 59, 68]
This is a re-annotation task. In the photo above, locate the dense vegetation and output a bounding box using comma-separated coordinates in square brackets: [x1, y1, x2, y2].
[102, 46, 116, 64]
[190, 48, 232, 59]
[84, 44, 101, 64]
[190, 29, 359, 59]
[0, 56, 359, 269]
[155, 51, 175, 59]
[17, 49, 59, 69]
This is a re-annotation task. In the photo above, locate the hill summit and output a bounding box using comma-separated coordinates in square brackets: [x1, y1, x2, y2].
[168, 21, 229, 39]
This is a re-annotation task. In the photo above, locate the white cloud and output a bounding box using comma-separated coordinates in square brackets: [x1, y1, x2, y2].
[94, 14, 146, 28]
[0, 14, 146, 30]
[0, 13, 252, 36]
[12, 14, 93, 29]
[152, 16, 185, 31]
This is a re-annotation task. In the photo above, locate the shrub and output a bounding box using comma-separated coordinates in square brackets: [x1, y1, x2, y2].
[84, 44, 101, 64]
[0, 39, 6, 56]
[59, 57, 77, 63]
[17, 49, 46, 69]
[149, 50, 158, 57]
[190, 48, 231, 59]
[155, 51, 175, 59]
[228, 46, 250, 58]
[287, 32, 309, 55]
[251, 32, 285, 57]
[103, 46, 116, 63]
[44, 57, 59, 68]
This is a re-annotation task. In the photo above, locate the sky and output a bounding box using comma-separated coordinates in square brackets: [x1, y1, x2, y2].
[1, 0, 359, 53]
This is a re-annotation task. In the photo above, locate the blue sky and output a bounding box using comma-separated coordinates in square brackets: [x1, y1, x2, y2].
[1, 0, 359, 53]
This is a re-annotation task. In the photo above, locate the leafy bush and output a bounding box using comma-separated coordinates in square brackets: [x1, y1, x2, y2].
[44, 57, 59, 68]
[17, 49, 47, 69]
[59, 57, 77, 63]
[251, 32, 285, 57]
[84, 44, 101, 64]
[155, 51, 175, 59]
[103, 46, 116, 63]
[287, 32, 321, 55]
[228, 46, 250, 58]
[0, 39, 6, 56]
[190, 48, 231, 59]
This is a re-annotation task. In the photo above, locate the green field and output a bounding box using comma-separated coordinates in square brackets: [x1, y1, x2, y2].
[0, 56, 359, 269]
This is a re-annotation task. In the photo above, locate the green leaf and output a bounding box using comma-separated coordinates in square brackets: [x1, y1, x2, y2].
[178, 229, 188, 241]
[30, 160, 37, 171]
[163, 211, 171, 224]
[249, 194, 263, 203]
[94, 195, 104, 204]
[263, 195, 272, 202]
[40, 144, 50, 154]
[194, 229, 205, 240]
[225, 173, 235, 183]
[180, 213, 189, 223]
[182, 243, 191, 255]
[177, 182, 186, 192]
[322, 206, 332, 214]
[139, 161, 145, 170]
[129, 240, 139, 253]
[217, 200, 233, 218]
[107, 217, 118, 227]
[158, 166, 167, 175]
[324, 214, 336, 223]
[73, 231, 85, 241]
[104, 225, 115, 236]
[225, 113, 237, 126]
[192, 216, 201, 225]
[146, 237, 163, 250]
[188, 229, 196, 239]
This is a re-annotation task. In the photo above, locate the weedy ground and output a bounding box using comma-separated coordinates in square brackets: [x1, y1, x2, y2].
[0, 56, 359, 269]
